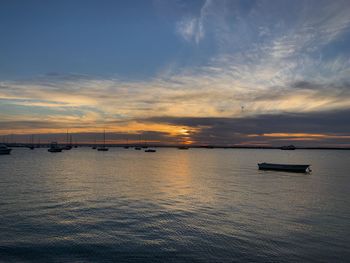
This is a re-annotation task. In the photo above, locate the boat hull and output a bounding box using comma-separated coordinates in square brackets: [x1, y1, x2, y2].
[97, 148, 109, 151]
[178, 146, 189, 150]
[258, 163, 310, 173]
[0, 149, 12, 155]
[48, 148, 62, 153]
[62, 146, 72, 150]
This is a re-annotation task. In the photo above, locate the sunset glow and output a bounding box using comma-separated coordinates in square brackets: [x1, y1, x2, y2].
[1, 0, 349, 146]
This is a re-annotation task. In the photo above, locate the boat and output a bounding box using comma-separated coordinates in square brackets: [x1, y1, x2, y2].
[48, 142, 62, 153]
[178, 146, 189, 150]
[134, 147, 142, 150]
[62, 145, 72, 150]
[0, 144, 12, 155]
[145, 149, 156, 153]
[258, 162, 311, 173]
[62, 130, 72, 150]
[97, 147, 109, 151]
[92, 138, 97, 149]
[97, 129, 109, 151]
[28, 134, 35, 150]
[280, 145, 296, 150]
[124, 138, 129, 149]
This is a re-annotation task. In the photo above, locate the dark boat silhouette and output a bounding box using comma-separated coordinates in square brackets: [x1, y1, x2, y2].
[258, 162, 311, 173]
[63, 130, 72, 150]
[97, 147, 109, 151]
[280, 145, 296, 150]
[62, 145, 72, 150]
[145, 149, 156, 152]
[28, 135, 35, 150]
[0, 144, 12, 155]
[48, 142, 62, 153]
[178, 146, 189, 150]
[97, 130, 109, 151]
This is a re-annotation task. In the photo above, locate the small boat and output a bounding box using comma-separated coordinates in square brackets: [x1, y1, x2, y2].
[62, 145, 72, 150]
[63, 130, 72, 150]
[124, 139, 129, 149]
[145, 149, 156, 153]
[92, 146, 97, 150]
[97, 130, 109, 151]
[134, 147, 142, 150]
[280, 145, 296, 150]
[258, 162, 311, 173]
[97, 147, 109, 151]
[178, 146, 189, 150]
[28, 135, 35, 150]
[48, 142, 62, 153]
[0, 144, 12, 155]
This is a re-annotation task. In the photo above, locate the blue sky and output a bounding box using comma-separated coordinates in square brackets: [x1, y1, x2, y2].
[1, 0, 350, 146]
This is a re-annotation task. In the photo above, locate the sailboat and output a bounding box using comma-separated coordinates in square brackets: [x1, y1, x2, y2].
[62, 130, 72, 150]
[124, 138, 129, 149]
[28, 134, 35, 150]
[97, 130, 109, 151]
[48, 142, 62, 153]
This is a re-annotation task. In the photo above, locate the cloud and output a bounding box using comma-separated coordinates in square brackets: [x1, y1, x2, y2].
[144, 109, 350, 146]
[175, 0, 212, 44]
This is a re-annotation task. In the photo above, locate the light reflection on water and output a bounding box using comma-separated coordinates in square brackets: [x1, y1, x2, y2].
[0, 148, 350, 262]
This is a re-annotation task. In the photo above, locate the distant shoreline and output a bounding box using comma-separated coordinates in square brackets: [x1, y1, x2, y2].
[4, 144, 350, 150]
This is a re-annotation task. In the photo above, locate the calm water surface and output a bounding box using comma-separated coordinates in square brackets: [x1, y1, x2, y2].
[0, 148, 350, 262]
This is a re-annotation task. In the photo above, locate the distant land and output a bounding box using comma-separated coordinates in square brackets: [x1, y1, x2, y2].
[4, 143, 350, 150]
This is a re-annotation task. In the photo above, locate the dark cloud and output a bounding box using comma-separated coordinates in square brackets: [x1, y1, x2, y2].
[144, 109, 350, 146]
[2, 109, 350, 146]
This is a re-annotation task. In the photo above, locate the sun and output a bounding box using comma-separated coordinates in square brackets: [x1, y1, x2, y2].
[179, 128, 190, 136]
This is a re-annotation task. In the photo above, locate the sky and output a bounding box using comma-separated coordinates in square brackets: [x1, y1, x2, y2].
[1, 0, 350, 146]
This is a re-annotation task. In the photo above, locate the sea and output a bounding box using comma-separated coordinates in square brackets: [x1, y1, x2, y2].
[0, 147, 349, 262]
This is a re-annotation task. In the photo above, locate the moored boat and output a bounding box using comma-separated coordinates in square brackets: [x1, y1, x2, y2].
[48, 142, 62, 153]
[62, 145, 72, 150]
[258, 162, 311, 173]
[0, 144, 12, 155]
[97, 130, 109, 151]
[145, 149, 156, 152]
[178, 146, 189, 150]
[97, 147, 109, 151]
[280, 145, 296, 150]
